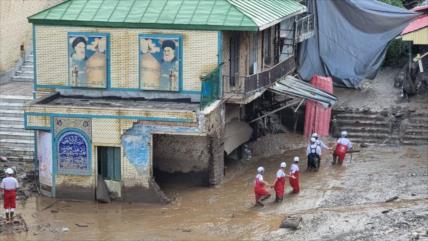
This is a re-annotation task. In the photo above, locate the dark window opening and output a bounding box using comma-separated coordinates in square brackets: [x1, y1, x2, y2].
[229, 33, 240, 87]
[97, 146, 121, 181]
[263, 28, 272, 65]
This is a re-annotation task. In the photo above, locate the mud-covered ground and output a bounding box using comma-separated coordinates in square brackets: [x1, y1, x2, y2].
[334, 67, 428, 113]
[3, 134, 427, 241]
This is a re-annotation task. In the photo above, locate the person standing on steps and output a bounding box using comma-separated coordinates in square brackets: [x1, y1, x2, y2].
[254, 166, 271, 207]
[272, 162, 296, 202]
[1, 168, 19, 224]
[289, 157, 300, 194]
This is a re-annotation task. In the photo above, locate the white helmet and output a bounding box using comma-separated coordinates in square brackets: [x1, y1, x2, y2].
[293, 156, 300, 162]
[341, 131, 348, 137]
[280, 162, 286, 168]
[257, 166, 264, 173]
[311, 133, 319, 139]
[310, 137, 316, 143]
[5, 168, 14, 175]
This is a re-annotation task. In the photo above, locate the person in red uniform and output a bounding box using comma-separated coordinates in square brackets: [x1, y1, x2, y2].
[1, 168, 19, 223]
[333, 131, 353, 165]
[272, 162, 296, 202]
[289, 157, 300, 194]
[254, 166, 271, 207]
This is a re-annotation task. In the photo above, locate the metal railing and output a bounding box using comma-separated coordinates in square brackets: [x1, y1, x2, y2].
[223, 56, 296, 98]
[295, 13, 315, 42]
[200, 66, 221, 109]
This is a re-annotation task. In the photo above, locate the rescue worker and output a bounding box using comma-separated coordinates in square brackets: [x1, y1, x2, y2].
[306, 137, 321, 171]
[254, 166, 271, 207]
[272, 162, 295, 202]
[289, 157, 300, 194]
[333, 131, 353, 165]
[311, 133, 331, 151]
[1, 168, 19, 223]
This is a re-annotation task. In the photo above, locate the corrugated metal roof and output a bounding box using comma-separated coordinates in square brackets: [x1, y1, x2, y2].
[401, 14, 428, 35]
[28, 0, 306, 31]
[269, 76, 337, 108]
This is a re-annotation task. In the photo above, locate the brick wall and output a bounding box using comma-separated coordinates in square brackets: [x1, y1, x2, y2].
[0, 0, 64, 72]
[35, 25, 219, 92]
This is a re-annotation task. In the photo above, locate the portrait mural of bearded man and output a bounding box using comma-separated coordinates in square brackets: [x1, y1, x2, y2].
[68, 33, 109, 88]
[139, 35, 180, 91]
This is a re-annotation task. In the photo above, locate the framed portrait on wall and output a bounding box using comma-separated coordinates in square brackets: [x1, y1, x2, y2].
[139, 34, 181, 91]
[68, 33, 109, 88]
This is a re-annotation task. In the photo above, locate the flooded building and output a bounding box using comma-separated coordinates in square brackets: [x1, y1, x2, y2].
[24, 0, 315, 202]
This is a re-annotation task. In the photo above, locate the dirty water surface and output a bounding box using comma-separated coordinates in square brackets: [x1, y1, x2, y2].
[2, 142, 428, 241]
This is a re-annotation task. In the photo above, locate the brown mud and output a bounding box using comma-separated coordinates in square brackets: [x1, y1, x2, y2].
[1, 134, 427, 241]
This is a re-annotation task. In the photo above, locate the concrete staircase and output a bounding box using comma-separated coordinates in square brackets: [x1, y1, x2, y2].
[0, 95, 35, 163]
[11, 53, 34, 82]
[332, 108, 428, 145]
[400, 112, 428, 145]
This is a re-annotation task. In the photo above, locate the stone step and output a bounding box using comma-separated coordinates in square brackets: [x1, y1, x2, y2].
[0, 102, 25, 110]
[0, 149, 34, 158]
[5, 155, 34, 163]
[0, 126, 32, 134]
[0, 116, 24, 122]
[347, 138, 391, 144]
[0, 139, 34, 145]
[0, 131, 34, 140]
[11, 76, 33, 82]
[20, 65, 34, 71]
[24, 59, 33, 64]
[408, 118, 428, 125]
[401, 140, 428, 145]
[348, 132, 390, 139]
[15, 70, 34, 76]
[0, 95, 32, 101]
[0, 143, 34, 152]
[407, 122, 428, 128]
[0, 118, 24, 126]
[0, 109, 24, 118]
[0, 123, 25, 130]
[401, 135, 428, 141]
[339, 126, 391, 134]
[404, 128, 428, 135]
[333, 113, 387, 121]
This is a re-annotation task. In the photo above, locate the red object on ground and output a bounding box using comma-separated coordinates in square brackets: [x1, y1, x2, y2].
[254, 179, 270, 201]
[4, 190, 16, 209]
[334, 143, 348, 164]
[304, 75, 333, 138]
[274, 176, 286, 199]
[289, 172, 300, 194]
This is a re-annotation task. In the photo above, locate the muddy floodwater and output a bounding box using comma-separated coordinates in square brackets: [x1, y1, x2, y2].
[3, 140, 428, 241]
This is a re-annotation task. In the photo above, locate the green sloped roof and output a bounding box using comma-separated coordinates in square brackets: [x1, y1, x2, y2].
[28, 0, 306, 31]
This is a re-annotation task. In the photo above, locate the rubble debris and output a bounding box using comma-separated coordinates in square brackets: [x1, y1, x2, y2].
[385, 196, 399, 202]
[382, 209, 392, 214]
[0, 214, 28, 234]
[75, 223, 88, 228]
[279, 216, 302, 230]
[41, 201, 58, 211]
[96, 175, 111, 203]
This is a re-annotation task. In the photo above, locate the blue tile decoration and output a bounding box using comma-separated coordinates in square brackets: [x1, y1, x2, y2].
[57, 131, 91, 174]
[122, 123, 200, 176]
